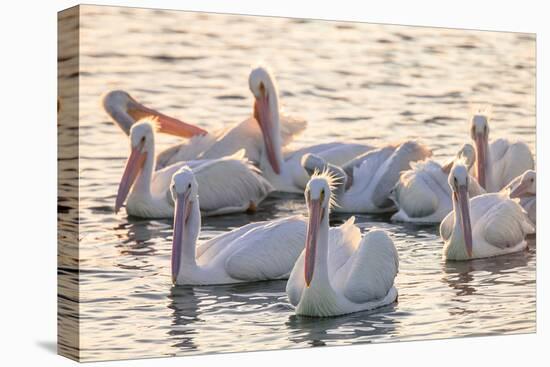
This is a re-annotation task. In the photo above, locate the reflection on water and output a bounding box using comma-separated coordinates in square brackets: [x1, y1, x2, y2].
[59, 5, 536, 362]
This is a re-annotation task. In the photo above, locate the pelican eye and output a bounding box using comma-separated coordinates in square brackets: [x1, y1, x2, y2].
[188, 183, 192, 189]
[320, 189, 325, 202]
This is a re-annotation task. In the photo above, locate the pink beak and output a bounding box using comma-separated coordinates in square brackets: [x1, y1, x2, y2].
[456, 185, 473, 258]
[115, 142, 147, 214]
[474, 133, 487, 189]
[171, 190, 192, 284]
[254, 96, 281, 174]
[128, 103, 207, 138]
[305, 198, 322, 287]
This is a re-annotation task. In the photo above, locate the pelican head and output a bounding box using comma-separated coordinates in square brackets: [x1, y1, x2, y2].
[510, 170, 536, 198]
[170, 167, 199, 203]
[301, 153, 328, 176]
[470, 114, 490, 188]
[170, 167, 199, 283]
[457, 143, 476, 170]
[449, 163, 473, 258]
[102, 90, 207, 138]
[115, 120, 155, 213]
[304, 174, 334, 287]
[249, 66, 283, 174]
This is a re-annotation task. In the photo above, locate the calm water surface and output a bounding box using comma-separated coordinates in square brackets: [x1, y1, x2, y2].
[58, 6, 536, 362]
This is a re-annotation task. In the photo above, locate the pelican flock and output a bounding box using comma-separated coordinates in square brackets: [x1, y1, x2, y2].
[248, 67, 372, 193]
[301, 141, 432, 213]
[103, 69, 308, 170]
[103, 65, 535, 318]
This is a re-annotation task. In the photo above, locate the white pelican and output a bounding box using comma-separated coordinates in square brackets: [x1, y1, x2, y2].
[390, 144, 485, 223]
[470, 113, 534, 192]
[440, 163, 534, 261]
[505, 170, 536, 226]
[170, 167, 307, 285]
[301, 141, 432, 213]
[115, 119, 273, 218]
[102, 85, 307, 170]
[249, 66, 373, 193]
[286, 173, 399, 317]
[102, 90, 208, 138]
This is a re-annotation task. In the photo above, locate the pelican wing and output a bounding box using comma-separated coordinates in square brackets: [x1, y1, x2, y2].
[370, 142, 432, 208]
[225, 216, 307, 281]
[156, 144, 187, 170]
[197, 221, 268, 264]
[286, 252, 306, 307]
[394, 161, 448, 218]
[199, 118, 261, 161]
[285, 142, 372, 167]
[480, 198, 534, 249]
[342, 230, 399, 303]
[279, 114, 308, 146]
[286, 217, 360, 306]
[327, 217, 362, 276]
[199, 115, 306, 163]
[192, 152, 274, 215]
[156, 134, 218, 170]
[440, 211, 454, 242]
[344, 146, 396, 196]
[489, 139, 534, 190]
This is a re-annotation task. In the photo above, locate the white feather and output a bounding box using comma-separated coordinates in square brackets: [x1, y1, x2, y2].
[157, 115, 307, 169]
[225, 216, 307, 280]
[342, 230, 399, 303]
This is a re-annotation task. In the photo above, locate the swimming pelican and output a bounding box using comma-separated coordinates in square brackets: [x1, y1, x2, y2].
[102, 83, 307, 170]
[390, 144, 485, 223]
[505, 170, 536, 226]
[249, 66, 373, 193]
[170, 167, 307, 285]
[440, 163, 534, 261]
[470, 113, 534, 192]
[301, 141, 432, 213]
[285, 173, 399, 317]
[102, 90, 208, 138]
[115, 119, 273, 218]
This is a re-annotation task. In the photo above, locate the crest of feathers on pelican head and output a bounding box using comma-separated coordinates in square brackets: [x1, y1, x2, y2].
[469, 104, 492, 133]
[469, 104, 492, 120]
[306, 168, 341, 211]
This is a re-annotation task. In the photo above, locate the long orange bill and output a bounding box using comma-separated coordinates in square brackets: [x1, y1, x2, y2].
[128, 103, 207, 138]
[457, 185, 473, 258]
[474, 134, 487, 189]
[115, 142, 147, 214]
[254, 95, 281, 174]
[304, 198, 322, 287]
[171, 190, 192, 284]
